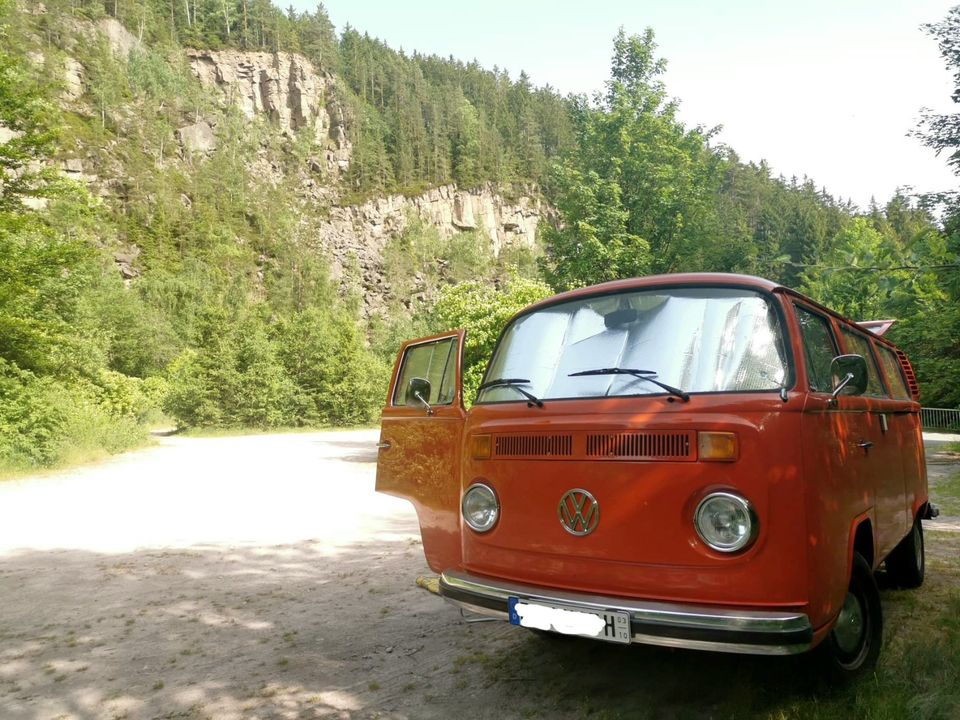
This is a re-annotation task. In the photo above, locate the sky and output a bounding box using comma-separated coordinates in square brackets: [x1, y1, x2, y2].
[289, 0, 958, 209]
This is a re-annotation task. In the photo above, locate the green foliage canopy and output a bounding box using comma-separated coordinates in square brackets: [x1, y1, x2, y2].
[431, 277, 552, 405]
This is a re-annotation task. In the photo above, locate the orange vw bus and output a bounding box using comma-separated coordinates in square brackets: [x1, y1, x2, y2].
[376, 273, 936, 673]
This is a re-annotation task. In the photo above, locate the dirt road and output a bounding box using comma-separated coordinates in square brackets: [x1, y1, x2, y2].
[1, 431, 958, 720]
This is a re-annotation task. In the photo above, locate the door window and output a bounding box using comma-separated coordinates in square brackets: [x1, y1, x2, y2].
[794, 306, 838, 393]
[392, 337, 457, 407]
[875, 344, 912, 401]
[839, 329, 887, 397]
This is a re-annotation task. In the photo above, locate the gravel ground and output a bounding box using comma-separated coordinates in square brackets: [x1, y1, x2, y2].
[0, 430, 526, 720]
[0, 430, 957, 720]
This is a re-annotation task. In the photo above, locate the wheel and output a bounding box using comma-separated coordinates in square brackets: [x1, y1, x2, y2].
[885, 516, 925, 589]
[818, 552, 882, 676]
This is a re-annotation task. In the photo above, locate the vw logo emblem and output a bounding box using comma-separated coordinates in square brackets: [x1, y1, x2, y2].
[558, 489, 599, 536]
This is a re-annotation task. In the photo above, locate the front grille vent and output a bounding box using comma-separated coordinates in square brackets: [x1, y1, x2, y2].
[586, 432, 693, 460]
[494, 434, 573, 458]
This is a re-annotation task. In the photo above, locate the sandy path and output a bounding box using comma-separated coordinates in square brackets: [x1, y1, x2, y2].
[0, 430, 408, 553]
[0, 430, 521, 720]
[0, 432, 957, 720]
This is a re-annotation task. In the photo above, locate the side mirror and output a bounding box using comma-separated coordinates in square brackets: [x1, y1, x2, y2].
[406, 377, 433, 414]
[830, 354, 868, 401]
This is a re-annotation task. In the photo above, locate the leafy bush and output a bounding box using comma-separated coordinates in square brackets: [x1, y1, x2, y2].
[163, 313, 295, 429]
[0, 360, 146, 471]
[163, 308, 387, 430]
[277, 308, 389, 426]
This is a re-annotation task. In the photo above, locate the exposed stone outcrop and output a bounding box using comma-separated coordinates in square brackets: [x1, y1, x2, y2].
[52, 17, 136, 107]
[54, 16, 137, 58]
[319, 183, 547, 314]
[98, 17, 137, 58]
[176, 121, 217, 154]
[0, 123, 21, 146]
[60, 157, 98, 185]
[62, 57, 84, 101]
[113, 247, 141, 281]
[185, 49, 351, 173]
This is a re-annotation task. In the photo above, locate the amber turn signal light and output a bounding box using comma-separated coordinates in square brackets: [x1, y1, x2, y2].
[471, 434, 492, 460]
[698, 431, 738, 461]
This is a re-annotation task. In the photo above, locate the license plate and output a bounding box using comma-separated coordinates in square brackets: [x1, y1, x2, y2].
[508, 597, 631, 644]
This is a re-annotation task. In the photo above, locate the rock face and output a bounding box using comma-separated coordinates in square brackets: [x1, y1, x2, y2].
[62, 57, 84, 101]
[176, 121, 217, 154]
[319, 183, 547, 313]
[186, 49, 351, 173]
[97, 17, 137, 57]
[0, 123, 22, 145]
[54, 17, 136, 106]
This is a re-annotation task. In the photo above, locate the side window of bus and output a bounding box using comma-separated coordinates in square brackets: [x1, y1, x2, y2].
[838, 329, 887, 397]
[794, 306, 838, 393]
[875, 344, 912, 401]
[392, 338, 457, 407]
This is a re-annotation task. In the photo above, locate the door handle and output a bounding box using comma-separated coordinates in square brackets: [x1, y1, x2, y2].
[377, 441, 392, 450]
[857, 440, 874, 451]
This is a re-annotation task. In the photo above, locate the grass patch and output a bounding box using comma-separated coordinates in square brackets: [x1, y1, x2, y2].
[467, 532, 960, 720]
[931, 470, 960, 516]
[0, 434, 156, 483]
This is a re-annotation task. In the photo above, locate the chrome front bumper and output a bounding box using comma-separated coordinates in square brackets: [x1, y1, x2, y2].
[439, 571, 813, 655]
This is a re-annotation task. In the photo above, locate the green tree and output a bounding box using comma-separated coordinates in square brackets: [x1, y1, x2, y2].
[887, 6, 960, 407]
[431, 277, 552, 404]
[915, 7, 960, 174]
[800, 218, 905, 321]
[542, 29, 725, 287]
[452, 93, 482, 188]
[276, 308, 387, 426]
[541, 163, 650, 289]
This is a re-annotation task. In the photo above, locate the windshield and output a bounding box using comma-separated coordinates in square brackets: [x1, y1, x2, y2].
[477, 287, 788, 403]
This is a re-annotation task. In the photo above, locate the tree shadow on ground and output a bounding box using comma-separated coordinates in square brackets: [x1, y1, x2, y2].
[0, 526, 953, 720]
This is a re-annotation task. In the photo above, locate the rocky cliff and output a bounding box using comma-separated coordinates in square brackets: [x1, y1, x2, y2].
[40, 14, 548, 306]
[319, 183, 547, 312]
[185, 49, 352, 174]
[179, 50, 548, 311]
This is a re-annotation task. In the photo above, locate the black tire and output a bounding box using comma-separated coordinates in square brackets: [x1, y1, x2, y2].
[885, 515, 925, 589]
[817, 552, 882, 676]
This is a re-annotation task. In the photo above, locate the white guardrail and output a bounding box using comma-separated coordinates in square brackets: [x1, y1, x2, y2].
[921, 407, 960, 431]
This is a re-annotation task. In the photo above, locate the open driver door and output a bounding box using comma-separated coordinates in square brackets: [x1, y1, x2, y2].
[376, 330, 466, 573]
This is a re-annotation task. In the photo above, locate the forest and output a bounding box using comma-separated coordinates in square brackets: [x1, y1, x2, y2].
[0, 0, 958, 473]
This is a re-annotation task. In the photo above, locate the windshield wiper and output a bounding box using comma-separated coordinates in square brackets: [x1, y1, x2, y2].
[568, 367, 690, 402]
[477, 378, 544, 407]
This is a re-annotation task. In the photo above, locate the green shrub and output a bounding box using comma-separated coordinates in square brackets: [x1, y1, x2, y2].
[277, 309, 388, 426]
[162, 307, 387, 430]
[0, 360, 66, 467]
[162, 349, 221, 428]
[0, 360, 146, 472]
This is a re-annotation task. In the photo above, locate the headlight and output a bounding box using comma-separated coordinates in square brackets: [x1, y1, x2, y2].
[694, 492, 757, 553]
[462, 483, 499, 533]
